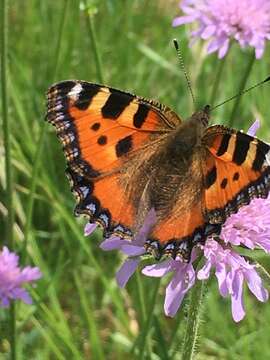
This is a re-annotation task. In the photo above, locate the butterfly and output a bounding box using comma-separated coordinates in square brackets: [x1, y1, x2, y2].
[46, 80, 270, 261]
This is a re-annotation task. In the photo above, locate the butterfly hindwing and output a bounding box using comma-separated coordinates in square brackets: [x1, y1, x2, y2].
[203, 125, 270, 223]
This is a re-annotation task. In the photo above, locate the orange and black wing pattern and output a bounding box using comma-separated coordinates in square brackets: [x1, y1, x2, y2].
[203, 125, 270, 224]
[46, 80, 180, 239]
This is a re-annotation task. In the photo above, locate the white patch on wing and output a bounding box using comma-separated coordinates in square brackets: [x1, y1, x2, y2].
[68, 83, 83, 101]
[264, 149, 270, 167]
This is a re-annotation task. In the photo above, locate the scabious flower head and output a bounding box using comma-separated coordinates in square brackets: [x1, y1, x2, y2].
[173, 0, 270, 58]
[0, 247, 42, 307]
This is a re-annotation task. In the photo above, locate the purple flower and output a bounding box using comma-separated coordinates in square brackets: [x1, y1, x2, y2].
[221, 195, 270, 253]
[142, 252, 196, 317]
[0, 247, 42, 307]
[173, 0, 270, 58]
[198, 240, 268, 321]
[100, 209, 157, 287]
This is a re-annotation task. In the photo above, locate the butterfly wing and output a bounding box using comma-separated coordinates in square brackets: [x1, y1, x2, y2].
[46, 80, 181, 238]
[146, 124, 270, 260]
[202, 125, 270, 223]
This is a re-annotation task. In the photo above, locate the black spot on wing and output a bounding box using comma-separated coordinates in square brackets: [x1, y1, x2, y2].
[205, 166, 217, 189]
[115, 135, 133, 157]
[220, 178, 228, 189]
[216, 133, 230, 156]
[91, 122, 100, 131]
[102, 90, 134, 119]
[74, 83, 100, 110]
[232, 132, 252, 165]
[252, 141, 269, 171]
[97, 135, 107, 145]
[233, 172, 240, 181]
[133, 104, 149, 128]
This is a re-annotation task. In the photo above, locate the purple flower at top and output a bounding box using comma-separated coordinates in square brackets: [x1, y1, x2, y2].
[0, 247, 42, 307]
[100, 209, 157, 287]
[173, 0, 270, 58]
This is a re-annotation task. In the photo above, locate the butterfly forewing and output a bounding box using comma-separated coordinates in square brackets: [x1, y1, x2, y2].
[203, 125, 270, 223]
[46, 80, 180, 240]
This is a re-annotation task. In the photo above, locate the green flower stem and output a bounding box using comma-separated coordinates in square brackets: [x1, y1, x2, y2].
[209, 44, 235, 107]
[181, 279, 206, 360]
[1, 0, 13, 247]
[23, 0, 70, 263]
[135, 271, 147, 322]
[84, 0, 104, 83]
[135, 272, 152, 358]
[228, 52, 255, 127]
[131, 278, 161, 357]
[210, 56, 228, 106]
[1, 0, 16, 358]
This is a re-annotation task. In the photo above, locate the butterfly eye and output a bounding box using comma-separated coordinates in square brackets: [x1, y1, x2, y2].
[204, 104, 211, 113]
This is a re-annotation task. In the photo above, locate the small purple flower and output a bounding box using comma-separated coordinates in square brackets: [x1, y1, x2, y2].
[142, 252, 196, 317]
[198, 239, 268, 321]
[173, 0, 270, 58]
[100, 209, 157, 287]
[0, 247, 42, 307]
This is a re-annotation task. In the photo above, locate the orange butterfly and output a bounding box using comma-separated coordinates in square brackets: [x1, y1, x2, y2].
[46, 81, 270, 260]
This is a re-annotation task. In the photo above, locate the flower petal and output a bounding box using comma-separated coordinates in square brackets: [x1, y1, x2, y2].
[116, 258, 140, 288]
[133, 208, 157, 246]
[142, 259, 173, 277]
[121, 244, 146, 256]
[172, 15, 197, 27]
[231, 271, 245, 322]
[84, 222, 97, 236]
[247, 119, 260, 136]
[165, 264, 195, 317]
[215, 263, 229, 297]
[245, 268, 269, 302]
[197, 260, 212, 280]
[99, 236, 128, 251]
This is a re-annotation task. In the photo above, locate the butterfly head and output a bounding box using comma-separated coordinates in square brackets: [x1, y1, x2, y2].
[191, 105, 211, 128]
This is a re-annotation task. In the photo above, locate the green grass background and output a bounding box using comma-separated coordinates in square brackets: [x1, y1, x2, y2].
[1, 1, 270, 359]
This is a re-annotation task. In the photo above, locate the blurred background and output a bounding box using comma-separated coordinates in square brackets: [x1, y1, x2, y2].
[1, 1, 270, 359]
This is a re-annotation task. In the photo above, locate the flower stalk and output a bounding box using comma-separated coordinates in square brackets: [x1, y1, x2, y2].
[1, 0, 13, 248]
[228, 52, 256, 127]
[1, 0, 16, 358]
[23, 0, 70, 263]
[83, 0, 104, 84]
[181, 279, 205, 360]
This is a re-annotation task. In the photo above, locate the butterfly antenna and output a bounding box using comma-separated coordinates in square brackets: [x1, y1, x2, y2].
[173, 39, 196, 108]
[212, 76, 270, 110]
